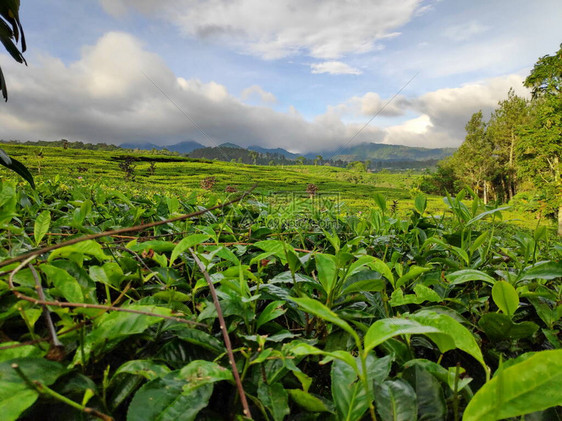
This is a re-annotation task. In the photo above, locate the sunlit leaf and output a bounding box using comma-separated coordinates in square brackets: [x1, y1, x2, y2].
[464, 350, 562, 421]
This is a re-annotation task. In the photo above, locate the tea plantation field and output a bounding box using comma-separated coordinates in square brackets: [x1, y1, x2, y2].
[0, 143, 561, 420]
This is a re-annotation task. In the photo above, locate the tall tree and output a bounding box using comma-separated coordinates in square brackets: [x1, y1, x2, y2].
[453, 111, 494, 203]
[518, 44, 562, 235]
[487, 89, 530, 200]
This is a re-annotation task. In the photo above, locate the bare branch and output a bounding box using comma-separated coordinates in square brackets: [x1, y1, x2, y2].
[190, 248, 253, 419]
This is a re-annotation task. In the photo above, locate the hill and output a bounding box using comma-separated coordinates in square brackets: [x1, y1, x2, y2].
[320, 142, 456, 162]
[120, 140, 203, 153]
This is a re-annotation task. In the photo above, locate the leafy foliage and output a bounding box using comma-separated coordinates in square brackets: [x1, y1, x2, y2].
[0, 177, 560, 419]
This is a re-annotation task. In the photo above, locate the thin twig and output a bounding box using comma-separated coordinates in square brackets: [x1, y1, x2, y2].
[0, 185, 257, 269]
[190, 248, 253, 419]
[8, 256, 207, 328]
[12, 363, 114, 421]
[0, 281, 133, 351]
[28, 264, 62, 347]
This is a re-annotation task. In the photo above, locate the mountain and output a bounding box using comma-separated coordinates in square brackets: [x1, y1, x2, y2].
[314, 142, 456, 162]
[248, 145, 298, 159]
[166, 140, 204, 153]
[119, 140, 203, 153]
[120, 142, 163, 151]
[219, 142, 244, 149]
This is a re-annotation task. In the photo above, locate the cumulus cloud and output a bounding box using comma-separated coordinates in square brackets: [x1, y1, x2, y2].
[0, 29, 532, 154]
[310, 61, 362, 75]
[410, 74, 530, 143]
[340, 92, 409, 117]
[240, 85, 277, 104]
[378, 74, 530, 147]
[0, 32, 380, 153]
[99, 0, 422, 60]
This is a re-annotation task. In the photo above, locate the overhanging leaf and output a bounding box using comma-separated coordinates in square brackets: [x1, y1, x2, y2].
[463, 350, 562, 421]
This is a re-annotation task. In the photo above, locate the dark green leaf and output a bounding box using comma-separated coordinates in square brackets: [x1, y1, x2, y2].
[288, 389, 334, 413]
[478, 313, 539, 341]
[375, 379, 417, 421]
[258, 381, 290, 421]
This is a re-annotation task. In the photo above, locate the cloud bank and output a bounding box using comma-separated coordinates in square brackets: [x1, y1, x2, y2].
[1, 32, 530, 153]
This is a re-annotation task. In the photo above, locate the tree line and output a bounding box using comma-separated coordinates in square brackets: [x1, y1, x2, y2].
[421, 44, 561, 235]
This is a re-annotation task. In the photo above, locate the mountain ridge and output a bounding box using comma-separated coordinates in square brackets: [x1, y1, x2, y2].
[119, 141, 455, 162]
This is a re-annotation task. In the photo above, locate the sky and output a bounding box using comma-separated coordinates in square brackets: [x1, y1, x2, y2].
[1, 0, 561, 154]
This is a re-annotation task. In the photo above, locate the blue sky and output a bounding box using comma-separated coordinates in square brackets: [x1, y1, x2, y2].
[1, 0, 561, 153]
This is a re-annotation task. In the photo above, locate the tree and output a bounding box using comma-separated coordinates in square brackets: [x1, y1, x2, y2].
[487, 89, 530, 200]
[0, 0, 34, 187]
[452, 111, 494, 203]
[346, 161, 366, 172]
[296, 156, 306, 165]
[249, 150, 258, 165]
[518, 44, 562, 235]
[313, 155, 323, 166]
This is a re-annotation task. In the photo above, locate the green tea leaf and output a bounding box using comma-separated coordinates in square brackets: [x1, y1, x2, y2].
[463, 350, 562, 421]
[0, 358, 66, 421]
[33, 210, 50, 246]
[373, 193, 387, 214]
[446, 269, 495, 285]
[258, 381, 290, 421]
[315, 253, 338, 295]
[291, 296, 359, 343]
[364, 318, 440, 353]
[342, 278, 386, 295]
[395, 265, 430, 289]
[373, 259, 395, 288]
[113, 360, 171, 381]
[48, 240, 107, 262]
[404, 365, 446, 421]
[256, 300, 286, 329]
[409, 310, 486, 371]
[478, 313, 539, 341]
[40, 263, 84, 303]
[75, 305, 172, 365]
[375, 379, 417, 421]
[519, 261, 562, 281]
[331, 358, 369, 421]
[491, 281, 519, 316]
[169, 234, 210, 266]
[414, 194, 427, 214]
[288, 389, 333, 413]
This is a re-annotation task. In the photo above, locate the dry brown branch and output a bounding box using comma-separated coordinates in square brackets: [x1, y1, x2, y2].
[28, 264, 62, 347]
[190, 248, 253, 419]
[8, 256, 207, 328]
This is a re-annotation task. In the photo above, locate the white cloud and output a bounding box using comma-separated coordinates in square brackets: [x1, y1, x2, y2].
[443, 21, 489, 42]
[379, 74, 531, 147]
[0, 32, 381, 153]
[341, 92, 408, 117]
[310, 61, 362, 75]
[240, 85, 277, 104]
[99, 0, 423, 60]
[0, 29, 533, 155]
